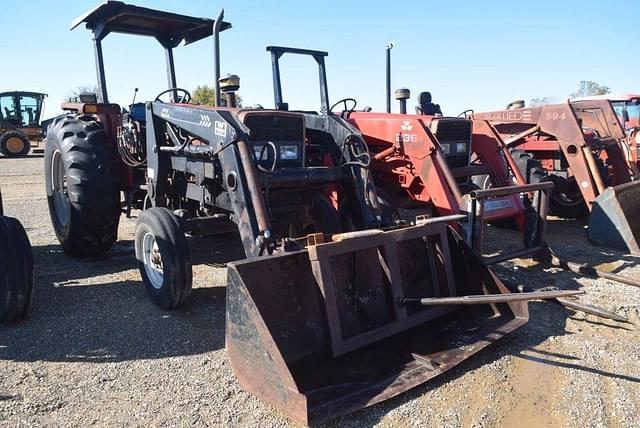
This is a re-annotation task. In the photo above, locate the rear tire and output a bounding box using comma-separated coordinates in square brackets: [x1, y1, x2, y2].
[44, 115, 121, 257]
[0, 131, 31, 158]
[135, 208, 192, 309]
[0, 216, 34, 322]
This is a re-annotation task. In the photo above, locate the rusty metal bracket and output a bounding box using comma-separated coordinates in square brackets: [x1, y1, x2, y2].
[465, 181, 554, 264]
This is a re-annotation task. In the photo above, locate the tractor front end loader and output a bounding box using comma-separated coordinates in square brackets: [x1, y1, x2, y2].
[0, 187, 34, 322]
[474, 100, 640, 254]
[251, 46, 592, 423]
[146, 96, 553, 424]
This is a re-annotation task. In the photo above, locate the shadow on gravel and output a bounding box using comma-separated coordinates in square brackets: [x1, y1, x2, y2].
[517, 352, 640, 383]
[0, 234, 246, 364]
[327, 299, 578, 427]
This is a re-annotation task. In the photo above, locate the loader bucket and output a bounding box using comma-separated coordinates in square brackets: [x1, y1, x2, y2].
[588, 180, 640, 255]
[226, 218, 529, 425]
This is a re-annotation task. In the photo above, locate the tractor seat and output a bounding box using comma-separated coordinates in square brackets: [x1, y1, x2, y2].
[417, 91, 442, 116]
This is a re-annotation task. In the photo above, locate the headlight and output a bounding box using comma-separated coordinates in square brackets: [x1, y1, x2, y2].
[279, 145, 299, 160]
[455, 142, 468, 154]
[253, 145, 265, 160]
[440, 143, 451, 155]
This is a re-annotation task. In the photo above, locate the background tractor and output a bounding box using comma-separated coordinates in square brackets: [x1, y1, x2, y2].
[473, 100, 640, 254]
[43, 2, 578, 425]
[0, 187, 34, 322]
[0, 91, 47, 157]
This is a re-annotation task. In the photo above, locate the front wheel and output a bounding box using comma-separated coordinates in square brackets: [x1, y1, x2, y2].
[135, 208, 192, 309]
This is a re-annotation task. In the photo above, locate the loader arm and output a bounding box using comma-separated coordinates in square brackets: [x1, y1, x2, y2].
[473, 102, 621, 209]
[475, 100, 640, 253]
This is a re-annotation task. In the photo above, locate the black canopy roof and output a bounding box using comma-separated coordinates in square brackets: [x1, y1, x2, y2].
[71, 1, 231, 46]
[0, 91, 47, 98]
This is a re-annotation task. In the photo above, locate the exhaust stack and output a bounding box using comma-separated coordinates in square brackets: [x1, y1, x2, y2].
[213, 9, 225, 106]
[385, 42, 394, 113]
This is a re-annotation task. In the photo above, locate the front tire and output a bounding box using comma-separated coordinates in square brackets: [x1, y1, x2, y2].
[135, 208, 192, 309]
[0, 216, 34, 322]
[44, 115, 121, 257]
[0, 131, 31, 158]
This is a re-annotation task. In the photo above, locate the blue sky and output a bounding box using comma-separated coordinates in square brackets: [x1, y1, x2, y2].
[1, 0, 638, 118]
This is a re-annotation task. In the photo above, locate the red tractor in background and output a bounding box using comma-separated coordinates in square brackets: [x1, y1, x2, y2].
[268, 46, 551, 264]
[574, 93, 640, 131]
[267, 46, 640, 292]
[572, 94, 640, 164]
[473, 100, 640, 254]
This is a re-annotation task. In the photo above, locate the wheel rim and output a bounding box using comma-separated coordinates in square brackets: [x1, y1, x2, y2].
[51, 150, 71, 227]
[142, 232, 164, 289]
[6, 137, 24, 154]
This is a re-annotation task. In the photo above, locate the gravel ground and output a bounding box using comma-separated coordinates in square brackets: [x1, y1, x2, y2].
[1, 155, 639, 427]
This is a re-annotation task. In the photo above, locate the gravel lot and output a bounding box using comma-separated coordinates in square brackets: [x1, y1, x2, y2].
[1, 155, 639, 427]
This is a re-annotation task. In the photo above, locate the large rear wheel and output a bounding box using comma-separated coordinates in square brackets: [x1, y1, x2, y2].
[44, 115, 121, 257]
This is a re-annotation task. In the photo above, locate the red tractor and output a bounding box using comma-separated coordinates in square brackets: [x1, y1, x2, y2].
[473, 100, 640, 254]
[268, 46, 551, 264]
[266, 46, 640, 293]
[572, 94, 640, 164]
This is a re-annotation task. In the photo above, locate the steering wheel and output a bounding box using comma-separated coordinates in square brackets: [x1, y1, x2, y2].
[457, 109, 474, 118]
[329, 98, 357, 114]
[154, 88, 192, 104]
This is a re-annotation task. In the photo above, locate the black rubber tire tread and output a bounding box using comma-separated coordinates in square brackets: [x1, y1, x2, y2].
[0, 187, 3, 216]
[44, 115, 121, 257]
[0, 218, 16, 322]
[511, 150, 588, 219]
[135, 208, 192, 309]
[2, 216, 34, 320]
[0, 131, 31, 157]
[545, 175, 589, 219]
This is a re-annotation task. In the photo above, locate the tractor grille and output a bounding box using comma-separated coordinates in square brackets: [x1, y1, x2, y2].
[244, 114, 304, 142]
[433, 118, 472, 170]
[243, 113, 305, 168]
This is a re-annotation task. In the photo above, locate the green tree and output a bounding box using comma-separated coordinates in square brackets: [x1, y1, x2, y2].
[192, 85, 216, 106]
[192, 84, 242, 107]
[570, 81, 611, 98]
[64, 84, 99, 102]
[529, 96, 553, 107]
